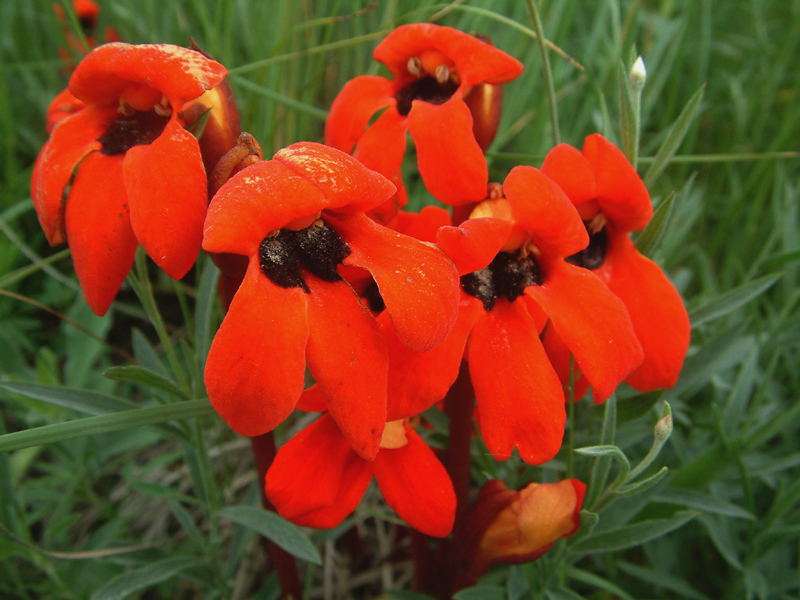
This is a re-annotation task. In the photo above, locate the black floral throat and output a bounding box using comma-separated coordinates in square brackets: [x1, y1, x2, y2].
[461, 250, 543, 312]
[566, 223, 607, 270]
[258, 221, 351, 293]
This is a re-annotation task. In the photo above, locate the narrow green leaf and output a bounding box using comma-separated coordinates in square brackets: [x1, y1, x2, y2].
[453, 586, 505, 600]
[0, 400, 213, 453]
[616, 467, 669, 497]
[575, 445, 630, 475]
[217, 505, 321, 564]
[0, 381, 136, 415]
[618, 561, 711, 600]
[566, 567, 635, 600]
[655, 488, 755, 519]
[544, 588, 584, 600]
[571, 511, 698, 554]
[586, 396, 616, 508]
[689, 273, 782, 328]
[617, 390, 663, 422]
[698, 514, 742, 570]
[103, 366, 188, 400]
[643, 83, 705, 187]
[759, 249, 800, 272]
[194, 257, 220, 372]
[90, 556, 205, 600]
[634, 191, 676, 257]
[565, 510, 599, 546]
[618, 59, 638, 166]
[507, 565, 529, 600]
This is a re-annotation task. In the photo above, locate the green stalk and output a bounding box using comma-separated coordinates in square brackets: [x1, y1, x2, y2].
[526, 0, 560, 145]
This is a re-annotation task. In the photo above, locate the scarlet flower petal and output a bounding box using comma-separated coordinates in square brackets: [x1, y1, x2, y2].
[46, 88, 86, 133]
[468, 300, 566, 464]
[32, 106, 115, 245]
[296, 384, 327, 413]
[503, 166, 588, 257]
[374, 24, 523, 87]
[582, 133, 652, 232]
[382, 293, 484, 421]
[437, 218, 513, 276]
[597, 233, 690, 390]
[123, 117, 208, 279]
[70, 43, 228, 108]
[373, 424, 456, 537]
[203, 160, 326, 257]
[305, 277, 388, 461]
[391, 206, 452, 244]
[329, 212, 460, 352]
[275, 142, 396, 214]
[541, 324, 591, 402]
[204, 257, 308, 436]
[525, 259, 644, 403]
[266, 414, 373, 529]
[65, 152, 137, 316]
[540, 143, 597, 206]
[408, 98, 488, 205]
[325, 75, 396, 153]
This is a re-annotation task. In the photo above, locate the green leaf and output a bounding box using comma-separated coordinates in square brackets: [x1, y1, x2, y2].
[698, 514, 742, 570]
[90, 556, 205, 600]
[618, 561, 710, 600]
[643, 83, 705, 187]
[616, 467, 669, 497]
[655, 488, 755, 519]
[571, 510, 698, 554]
[217, 505, 321, 564]
[566, 567, 635, 600]
[103, 366, 188, 400]
[759, 249, 800, 272]
[194, 257, 220, 372]
[575, 445, 630, 478]
[544, 588, 584, 600]
[507, 565, 529, 600]
[617, 390, 663, 422]
[453, 586, 505, 600]
[689, 273, 782, 328]
[618, 58, 638, 166]
[0, 382, 136, 415]
[634, 191, 676, 257]
[388, 592, 439, 600]
[565, 510, 599, 546]
[0, 400, 213, 453]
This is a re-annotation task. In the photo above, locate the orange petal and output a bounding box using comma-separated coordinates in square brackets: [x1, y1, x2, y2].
[325, 75, 396, 153]
[65, 152, 137, 316]
[525, 259, 643, 403]
[296, 384, 327, 413]
[123, 117, 207, 279]
[468, 300, 566, 464]
[373, 424, 456, 537]
[305, 277, 388, 461]
[540, 143, 597, 206]
[436, 218, 512, 276]
[205, 257, 308, 436]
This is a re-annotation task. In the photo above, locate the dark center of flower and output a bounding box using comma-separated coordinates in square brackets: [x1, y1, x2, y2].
[461, 250, 543, 312]
[258, 221, 351, 293]
[98, 110, 171, 156]
[566, 222, 608, 270]
[393, 76, 459, 117]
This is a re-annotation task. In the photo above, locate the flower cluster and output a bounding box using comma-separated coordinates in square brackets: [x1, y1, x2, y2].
[31, 19, 690, 585]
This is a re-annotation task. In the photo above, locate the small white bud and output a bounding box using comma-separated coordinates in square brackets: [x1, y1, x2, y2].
[629, 56, 647, 92]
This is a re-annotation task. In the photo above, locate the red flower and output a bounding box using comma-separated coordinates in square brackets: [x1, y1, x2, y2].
[379, 169, 643, 464]
[202, 142, 460, 461]
[325, 23, 522, 213]
[266, 411, 456, 537]
[541, 134, 691, 391]
[31, 43, 234, 315]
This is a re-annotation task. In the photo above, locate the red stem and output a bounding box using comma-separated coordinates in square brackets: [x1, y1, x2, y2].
[444, 360, 475, 523]
[250, 432, 303, 600]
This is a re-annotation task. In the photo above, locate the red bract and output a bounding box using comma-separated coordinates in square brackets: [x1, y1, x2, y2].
[541, 134, 691, 391]
[325, 23, 522, 214]
[203, 142, 460, 461]
[266, 412, 456, 537]
[31, 43, 234, 315]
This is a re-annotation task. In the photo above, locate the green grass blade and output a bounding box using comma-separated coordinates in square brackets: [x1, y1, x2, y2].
[634, 191, 676, 257]
[689, 273, 783, 328]
[90, 556, 206, 600]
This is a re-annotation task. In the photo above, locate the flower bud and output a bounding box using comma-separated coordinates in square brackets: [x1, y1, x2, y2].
[629, 56, 647, 93]
[463, 82, 504, 152]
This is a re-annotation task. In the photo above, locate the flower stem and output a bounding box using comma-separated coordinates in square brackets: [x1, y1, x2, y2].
[444, 360, 476, 522]
[526, 0, 560, 146]
[250, 432, 303, 600]
[566, 354, 575, 479]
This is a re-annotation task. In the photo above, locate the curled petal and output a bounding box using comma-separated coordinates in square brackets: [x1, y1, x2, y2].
[305, 277, 388, 461]
[275, 142, 396, 214]
[597, 233, 690, 390]
[382, 293, 484, 421]
[391, 206, 452, 244]
[123, 117, 208, 279]
[203, 160, 326, 257]
[205, 257, 308, 436]
[329, 212, 460, 352]
[266, 414, 373, 529]
[468, 300, 566, 464]
[32, 106, 115, 245]
[582, 133, 652, 232]
[525, 259, 643, 403]
[437, 218, 512, 276]
[408, 98, 487, 205]
[65, 152, 137, 316]
[71, 43, 228, 108]
[373, 424, 456, 537]
[325, 76, 396, 153]
[540, 143, 597, 206]
[503, 166, 588, 258]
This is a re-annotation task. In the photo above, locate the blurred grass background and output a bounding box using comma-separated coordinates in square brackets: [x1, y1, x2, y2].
[0, 0, 799, 598]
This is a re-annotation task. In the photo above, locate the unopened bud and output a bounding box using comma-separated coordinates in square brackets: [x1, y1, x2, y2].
[629, 56, 647, 92]
[654, 413, 673, 442]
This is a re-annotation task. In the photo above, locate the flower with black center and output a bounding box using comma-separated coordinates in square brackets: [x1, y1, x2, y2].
[31, 43, 238, 315]
[325, 23, 523, 216]
[202, 142, 460, 461]
[541, 134, 691, 392]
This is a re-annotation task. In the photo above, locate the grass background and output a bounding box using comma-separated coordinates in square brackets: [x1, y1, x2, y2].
[1, 0, 799, 598]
